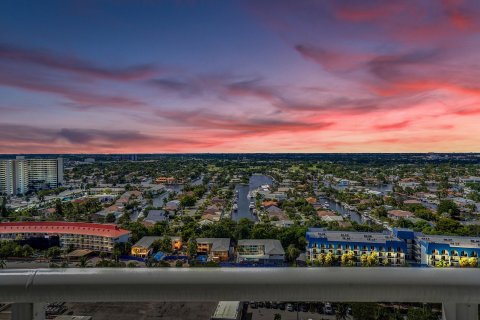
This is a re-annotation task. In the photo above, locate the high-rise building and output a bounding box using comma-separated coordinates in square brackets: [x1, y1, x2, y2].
[0, 157, 64, 195]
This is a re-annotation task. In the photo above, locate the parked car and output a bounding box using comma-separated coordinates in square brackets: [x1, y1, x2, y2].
[272, 302, 278, 309]
[279, 303, 285, 311]
[265, 301, 271, 309]
[287, 303, 294, 312]
[324, 303, 333, 315]
[250, 302, 257, 309]
[258, 301, 265, 308]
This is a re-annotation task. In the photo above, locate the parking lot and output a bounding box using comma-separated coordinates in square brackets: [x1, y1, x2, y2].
[248, 308, 346, 320]
[246, 302, 352, 320]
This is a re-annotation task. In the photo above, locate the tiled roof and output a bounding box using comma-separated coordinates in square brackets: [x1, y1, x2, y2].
[0, 222, 130, 238]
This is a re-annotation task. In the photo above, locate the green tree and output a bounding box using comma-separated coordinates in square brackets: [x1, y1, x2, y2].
[273, 314, 281, 320]
[46, 246, 62, 260]
[0, 259, 6, 269]
[351, 302, 378, 320]
[437, 200, 460, 220]
[435, 218, 461, 234]
[159, 236, 173, 253]
[22, 245, 33, 258]
[1, 196, 8, 217]
[286, 244, 300, 263]
[335, 303, 349, 320]
[78, 256, 87, 268]
[187, 239, 197, 257]
[407, 306, 436, 320]
[105, 212, 116, 223]
[54, 199, 63, 217]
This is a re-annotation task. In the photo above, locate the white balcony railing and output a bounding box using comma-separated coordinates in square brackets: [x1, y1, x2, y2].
[1, 267, 480, 320]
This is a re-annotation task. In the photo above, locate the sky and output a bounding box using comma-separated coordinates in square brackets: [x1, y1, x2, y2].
[1, 0, 480, 154]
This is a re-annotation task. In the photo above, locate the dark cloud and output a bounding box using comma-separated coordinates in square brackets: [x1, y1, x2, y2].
[0, 124, 217, 153]
[156, 108, 334, 138]
[0, 43, 158, 81]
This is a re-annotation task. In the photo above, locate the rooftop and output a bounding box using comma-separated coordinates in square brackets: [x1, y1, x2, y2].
[133, 236, 162, 249]
[196, 238, 231, 251]
[237, 239, 285, 255]
[417, 234, 480, 249]
[307, 230, 402, 244]
[0, 222, 131, 238]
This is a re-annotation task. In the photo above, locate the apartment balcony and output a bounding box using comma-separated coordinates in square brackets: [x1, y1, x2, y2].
[1, 268, 480, 320]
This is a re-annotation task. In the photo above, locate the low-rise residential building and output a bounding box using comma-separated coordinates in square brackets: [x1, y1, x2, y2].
[306, 229, 407, 266]
[0, 222, 130, 252]
[388, 210, 415, 220]
[236, 239, 285, 265]
[165, 200, 181, 211]
[142, 210, 168, 227]
[155, 177, 176, 184]
[131, 236, 162, 257]
[131, 236, 182, 257]
[392, 228, 480, 267]
[196, 238, 231, 261]
[305, 228, 480, 268]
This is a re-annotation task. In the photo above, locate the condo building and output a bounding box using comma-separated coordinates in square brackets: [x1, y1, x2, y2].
[392, 228, 480, 267]
[306, 228, 480, 267]
[306, 229, 407, 266]
[0, 156, 64, 195]
[0, 222, 130, 252]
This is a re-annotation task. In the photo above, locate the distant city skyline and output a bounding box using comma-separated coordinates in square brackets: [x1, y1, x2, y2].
[1, 0, 480, 153]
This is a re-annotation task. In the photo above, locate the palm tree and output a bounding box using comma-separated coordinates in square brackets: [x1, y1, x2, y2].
[286, 244, 300, 264]
[78, 256, 87, 268]
[335, 303, 349, 320]
[0, 260, 6, 269]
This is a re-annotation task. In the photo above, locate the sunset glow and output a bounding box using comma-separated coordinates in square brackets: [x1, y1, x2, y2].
[1, 0, 480, 153]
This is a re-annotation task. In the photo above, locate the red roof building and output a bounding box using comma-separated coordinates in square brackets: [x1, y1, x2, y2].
[0, 222, 131, 252]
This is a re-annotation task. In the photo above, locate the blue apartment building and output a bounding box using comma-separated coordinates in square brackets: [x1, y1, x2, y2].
[393, 228, 480, 267]
[306, 228, 408, 266]
[306, 228, 480, 267]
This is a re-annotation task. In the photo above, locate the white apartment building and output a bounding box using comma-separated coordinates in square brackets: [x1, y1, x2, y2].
[0, 156, 64, 195]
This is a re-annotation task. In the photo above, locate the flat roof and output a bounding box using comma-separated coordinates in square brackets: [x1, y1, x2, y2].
[211, 301, 241, 320]
[0, 222, 131, 238]
[307, 231, 403, 244]
[417, 234, 480, 249]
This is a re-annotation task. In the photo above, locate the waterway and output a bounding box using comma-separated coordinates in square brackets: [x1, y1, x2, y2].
[318, 196, 363, 224]
[232, 174, 273, 221]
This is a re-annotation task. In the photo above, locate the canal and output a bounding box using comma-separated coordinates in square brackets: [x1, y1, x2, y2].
[318, 197, 364, 224]
[232, 174, 273, 221]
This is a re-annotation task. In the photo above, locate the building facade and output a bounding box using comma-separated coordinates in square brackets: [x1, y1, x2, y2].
[236, 239, 285, 265]
[306, 229, 407, 266]
[0, 157, 64, 195]
[0, 222, 130, 252]
[392, 228, 480, 267]
[196, 238, 231, 261]
[306, 228, 480, 268]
